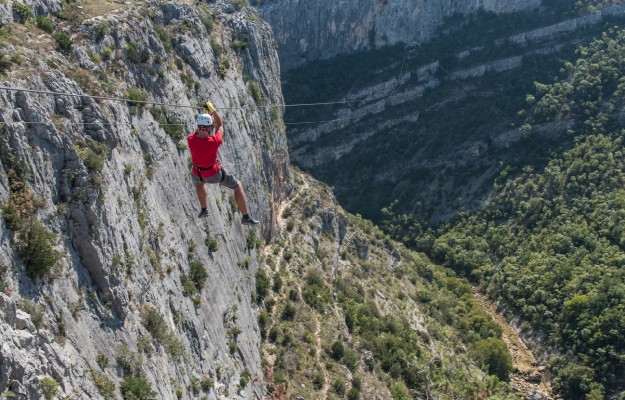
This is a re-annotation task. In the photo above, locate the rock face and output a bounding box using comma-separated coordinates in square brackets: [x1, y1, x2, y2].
[0, 0, 289, 398]
[258, 0, 540, 71]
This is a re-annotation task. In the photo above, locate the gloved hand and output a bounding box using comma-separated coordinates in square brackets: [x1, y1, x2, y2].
[204, 101, 216, 113]
[198, 101, 217, 113]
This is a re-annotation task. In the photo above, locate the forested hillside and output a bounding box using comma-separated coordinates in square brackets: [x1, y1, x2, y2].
[258, 169, 520, 399]
[396, 28, 625, 398]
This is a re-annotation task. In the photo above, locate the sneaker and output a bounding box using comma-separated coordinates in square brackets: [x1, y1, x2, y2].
[198, 209, 209, 218]
[241, 215, 259, 225]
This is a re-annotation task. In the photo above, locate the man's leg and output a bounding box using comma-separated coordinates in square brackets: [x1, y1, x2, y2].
[196, 182, 208, 208]
[233, 185, 249, 215]
[220, 169, 258, 225]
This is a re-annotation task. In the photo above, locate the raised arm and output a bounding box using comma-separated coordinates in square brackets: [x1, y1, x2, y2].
[211, 109, 224, 134]
[204, 101, 223, 134]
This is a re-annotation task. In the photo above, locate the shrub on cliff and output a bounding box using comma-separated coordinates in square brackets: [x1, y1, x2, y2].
[12, 3, 32, 22]
[53, 32, 73, 53]
[120, 376, 156, 400]
[18, 220, 59, 279]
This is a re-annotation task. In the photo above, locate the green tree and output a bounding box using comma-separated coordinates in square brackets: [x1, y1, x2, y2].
[473, 338, 512, 380]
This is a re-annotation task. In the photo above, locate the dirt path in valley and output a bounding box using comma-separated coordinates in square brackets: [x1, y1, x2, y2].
[473, 290, 557, 399]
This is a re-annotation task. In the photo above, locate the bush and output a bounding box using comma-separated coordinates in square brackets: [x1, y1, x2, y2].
[141, 308, 168, 341]
[272, 273, 283, 293]
[18, 220, 59, 279]
[390, 382, 411, 400]
[163, 335, 185, 361]
[181, 273, 197, 296]
[255, 269, 269, 300]
[93, 21, 109, 41]
[116, 345, 143, 376]
[150, 107, 184, 140]
[200, 14, 213, 34]
[312, 373, 324, 390]
[343, 348, 360, 371]
[200, 377, 214, 391]
[232, 0, 248, 11]
[0, 25, 11, 39]
[239, 368, 251, 388]
[210, 37, 222, 57]
[154, 26, 172, 53]
[258, 310, 269, 340]
[248, 81, 267, 105]
[473, 338, 512, 380]
[281, 302, 296, 321]
[53, 32, 73, 53]
[125, 88, 148, 107]
[12, 3, 32, 22]
[40, 376, 59, 400]
[2, 201, 22, 230]
[188, 260, 208, 291]
[36, 16, 54, 33]
[347, 388, 360, 400]
[125, 42, 149, 64]
[332, 379, 346, 396]
[246, 229, 259, 251]
[140, 307, 185, 360]
[0, 264, 7, 293]
[96, 352, 109, 369]
[90, 369, 116, 398]
[206, 237, 218, 252]
[79, 149, 102, 173]
[331, 341, 344, 360]
[77, 140, 109, 173]
[0, 52, 12, 75]
[120, 377, 157, 400]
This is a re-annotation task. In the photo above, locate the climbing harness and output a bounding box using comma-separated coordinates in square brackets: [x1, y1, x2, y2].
[194, 161, 223, 183]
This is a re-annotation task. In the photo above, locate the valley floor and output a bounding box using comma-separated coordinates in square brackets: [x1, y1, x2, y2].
[474, 290, 558, 399]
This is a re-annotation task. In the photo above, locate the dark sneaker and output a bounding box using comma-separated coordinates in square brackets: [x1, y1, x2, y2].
[198, 209, 209, 218]
[242, 215, 259, 225]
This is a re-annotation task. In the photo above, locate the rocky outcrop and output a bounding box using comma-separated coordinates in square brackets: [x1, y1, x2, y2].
[0, 0, 290, 398]
[258, 0, 540, 71]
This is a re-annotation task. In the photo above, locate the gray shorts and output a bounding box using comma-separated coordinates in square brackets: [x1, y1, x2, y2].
[192, 168, 240, 189]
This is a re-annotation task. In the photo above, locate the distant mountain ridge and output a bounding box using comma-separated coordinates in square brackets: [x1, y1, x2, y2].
[258, 0, 541, 71]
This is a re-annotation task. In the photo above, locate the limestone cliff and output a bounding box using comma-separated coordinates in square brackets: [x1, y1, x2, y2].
[0, 0, 289, 398]
[258, 0, 541, 71]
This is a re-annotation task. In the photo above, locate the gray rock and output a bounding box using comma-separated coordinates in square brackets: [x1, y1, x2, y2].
[14, 310, 36, 332]
[0, 293, 16, 327]
[0, 342, 13, 388]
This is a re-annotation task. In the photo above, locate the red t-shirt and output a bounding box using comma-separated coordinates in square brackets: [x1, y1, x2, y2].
[187, 130, 223, 178]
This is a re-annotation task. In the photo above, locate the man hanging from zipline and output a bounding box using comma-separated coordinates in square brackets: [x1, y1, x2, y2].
[187, 101, 258, 225]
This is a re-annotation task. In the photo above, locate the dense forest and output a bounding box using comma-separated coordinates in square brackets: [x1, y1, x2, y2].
[385, 28, 625, 398]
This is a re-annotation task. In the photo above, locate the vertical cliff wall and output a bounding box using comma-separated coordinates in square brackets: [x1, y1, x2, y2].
[0, 0, 289, 398]
[258, 0, 541, 71]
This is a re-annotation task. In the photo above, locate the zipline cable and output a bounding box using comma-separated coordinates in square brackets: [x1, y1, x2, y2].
[0, 77, 403, 112]
[0, 45, 410, 126]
